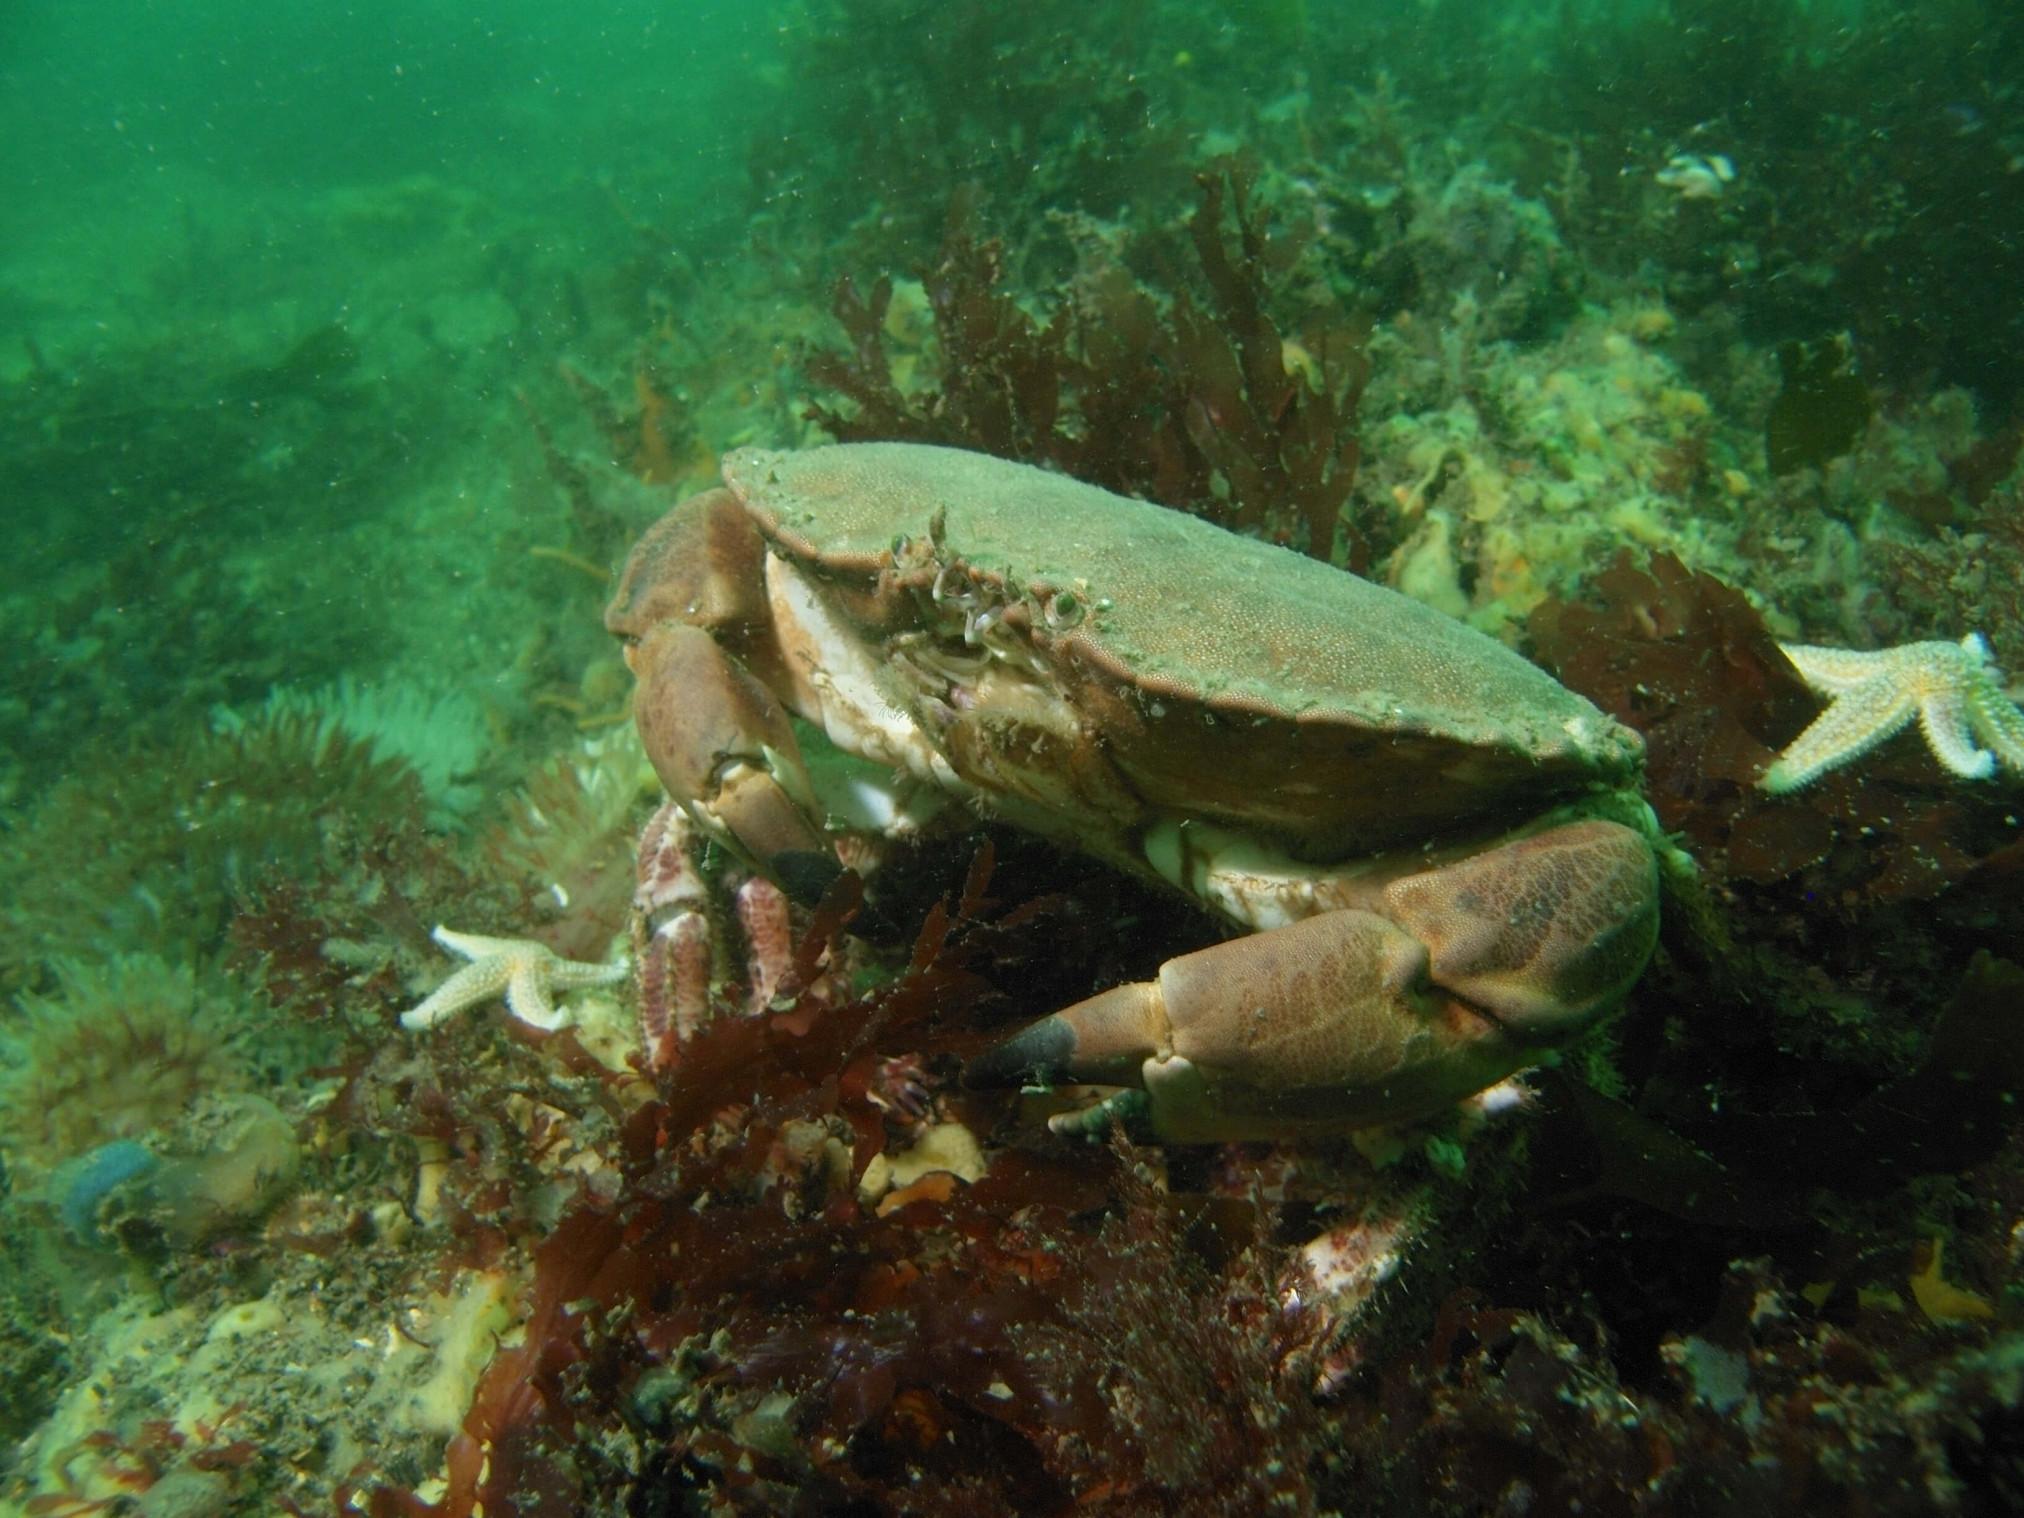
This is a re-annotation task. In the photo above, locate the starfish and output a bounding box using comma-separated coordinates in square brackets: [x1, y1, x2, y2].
[402, 925, 626, 1032]
[1760, 633, 2024, 794]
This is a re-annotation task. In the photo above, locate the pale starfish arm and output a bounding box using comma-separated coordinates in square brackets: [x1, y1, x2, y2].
[432, 926, 519, 959]
[1967, 676, 2024, 774]
[1779, 642, 1906, 695]
[548, 958, 632, 991]
[1916, 689, 1996, 781]
[504, 965, 565, 1030]
[1760, 681, 1918, 794]
[402, 962, 509, 1030]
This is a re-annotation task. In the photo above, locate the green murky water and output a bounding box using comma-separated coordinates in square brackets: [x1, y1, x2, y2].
[3, 3, 2022, 1512]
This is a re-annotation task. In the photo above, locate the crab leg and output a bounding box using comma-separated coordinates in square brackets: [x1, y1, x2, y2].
[966, 819, 1657, 1141]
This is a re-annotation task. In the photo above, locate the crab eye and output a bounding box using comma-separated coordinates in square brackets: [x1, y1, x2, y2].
[1043, 590, 1084, 630]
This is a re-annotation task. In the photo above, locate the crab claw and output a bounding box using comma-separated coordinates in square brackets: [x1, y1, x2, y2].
[627, 621, 837, 899]
[608, 488, 838, 902]
[966, 909, 1527, 1142]
[965, 818, 1657, 1142]
[1377, 818, 1659, 1041]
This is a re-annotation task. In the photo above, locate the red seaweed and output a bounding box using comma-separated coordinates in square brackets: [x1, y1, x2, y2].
[806, 165, 1374, 567]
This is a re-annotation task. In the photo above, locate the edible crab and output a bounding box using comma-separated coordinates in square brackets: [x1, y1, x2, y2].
[604, 442, 1660, 1141]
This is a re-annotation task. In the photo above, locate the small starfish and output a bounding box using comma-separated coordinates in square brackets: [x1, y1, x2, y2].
[1760, 633, 2024, 794]
[402, 926, 626, 1032]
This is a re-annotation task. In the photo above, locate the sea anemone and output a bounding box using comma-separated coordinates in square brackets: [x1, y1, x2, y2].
[0, 954, 244, 1174]
[229, 674, 492, 826]
[479, 727, 649, 962]
[0, 710, 430, 989]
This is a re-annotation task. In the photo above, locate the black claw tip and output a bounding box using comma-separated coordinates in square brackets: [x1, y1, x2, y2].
[963, 1016, 1077, 1090]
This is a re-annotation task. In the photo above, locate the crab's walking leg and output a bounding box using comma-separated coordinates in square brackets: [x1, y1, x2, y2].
[633, 803, 715, 1068]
